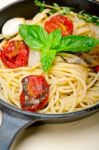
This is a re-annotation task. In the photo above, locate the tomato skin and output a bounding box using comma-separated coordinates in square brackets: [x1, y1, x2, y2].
[44, 15, 73, 36]
[0, 50, 2, 57]
[94, 65, 99, 73]
[1, 41, 29, 68]
[20, 75, 49, 112]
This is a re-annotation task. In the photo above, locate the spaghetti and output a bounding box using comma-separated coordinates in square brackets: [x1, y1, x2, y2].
[0, 6, 99, 114]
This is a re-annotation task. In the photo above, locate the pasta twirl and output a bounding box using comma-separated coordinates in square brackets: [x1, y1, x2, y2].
[0, 5, 99, 114]
[0, 54, 99, 113]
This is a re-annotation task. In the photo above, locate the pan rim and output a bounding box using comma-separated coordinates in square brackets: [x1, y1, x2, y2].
[0, 98, 99, 119]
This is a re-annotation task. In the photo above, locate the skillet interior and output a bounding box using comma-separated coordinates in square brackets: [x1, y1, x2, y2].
[0, 0, 99, 122]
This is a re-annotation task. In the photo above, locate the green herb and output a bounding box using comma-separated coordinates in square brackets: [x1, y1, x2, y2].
[34, 0, 45, 12]
[34, 0, 74, 15]
[35, 0, 61, 11]
[78, 11, 99, 26]
[19, 24, 48, 50]
[19, 24, 99, 71]
[34, 1, 99, 26]
[43, 29, 62, 50]
[41, 49, 56, 71]
[56, 35, 99, 52]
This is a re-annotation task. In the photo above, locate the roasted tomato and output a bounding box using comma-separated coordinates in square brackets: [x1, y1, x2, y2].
[94, 65, 99, 73]
[20, 75, 49, 112]
[1, 41, 29, 68]
[44, 15, 73, 36]
[0, 50, 2, 57]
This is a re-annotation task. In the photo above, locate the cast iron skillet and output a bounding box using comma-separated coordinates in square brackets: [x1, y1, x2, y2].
[0, 0, 99, 150]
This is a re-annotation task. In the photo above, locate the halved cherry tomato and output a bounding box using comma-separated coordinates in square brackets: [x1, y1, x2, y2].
[0, 50, 2, 57]
[94, 65, 99, 73]
[1, 41, 29, 68]
[44, 15, 73, 36]
[20, 75, 49, 112]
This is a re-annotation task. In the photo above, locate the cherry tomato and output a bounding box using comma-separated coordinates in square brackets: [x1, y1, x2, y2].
[94, 65, 99, 73]
[44, 15, 73, 36]
[1, 41, 29, 68]
[0, 50, 2, 57]
[20, 75, 49, 112]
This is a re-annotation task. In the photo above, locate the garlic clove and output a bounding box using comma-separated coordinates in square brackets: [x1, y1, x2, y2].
[28, 50, 40, 67]
[2, 18, 25, 38]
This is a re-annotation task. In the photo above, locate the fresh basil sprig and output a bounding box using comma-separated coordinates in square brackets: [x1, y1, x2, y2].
[19, 24, 99, 71]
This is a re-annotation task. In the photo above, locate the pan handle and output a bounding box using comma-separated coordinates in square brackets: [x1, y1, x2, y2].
[0, 110, 37, 150]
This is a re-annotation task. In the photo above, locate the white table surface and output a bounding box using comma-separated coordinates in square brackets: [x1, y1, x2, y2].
[0, 0, 99, 150]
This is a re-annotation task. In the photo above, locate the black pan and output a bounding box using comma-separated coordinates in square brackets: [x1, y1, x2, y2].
[0, 0, 99, 150]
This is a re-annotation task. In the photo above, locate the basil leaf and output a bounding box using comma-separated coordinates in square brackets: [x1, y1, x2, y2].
[51, 29, 62, 48]
[56, 35, 99, 52]
[19, 24, 99, 72]
[41, 49, 56, 71]
[43, 29, 62, 50]
[19, 24, 48, 50]
[29, 25, 48, 43]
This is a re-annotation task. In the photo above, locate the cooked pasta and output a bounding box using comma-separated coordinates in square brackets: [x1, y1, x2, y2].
[0, 4, 99, 114]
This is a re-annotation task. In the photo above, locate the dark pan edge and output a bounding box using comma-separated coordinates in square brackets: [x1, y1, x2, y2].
[0, 98, 99, 120]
